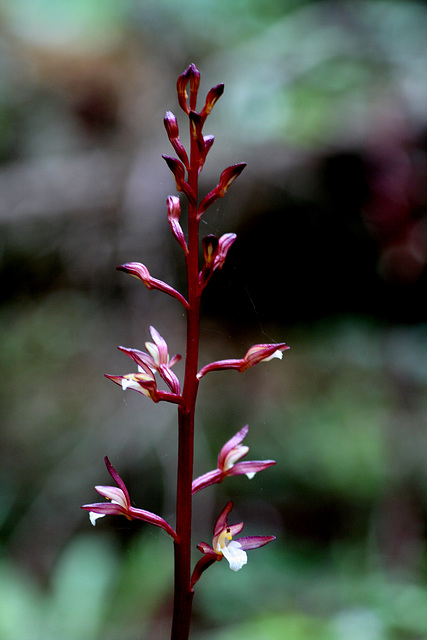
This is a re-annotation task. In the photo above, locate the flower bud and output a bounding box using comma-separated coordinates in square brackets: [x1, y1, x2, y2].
[176, 63, 200, 114]
[214, 233, 236, 270]
[164, 111, 189, 168]
[167, 196, 188, 253]
[197, 163, 247, 218]
[202, 234, 219, 267]
[200, 83, 224, 120]
[164, 110, 179, 139]
[162, 155, 195, 203]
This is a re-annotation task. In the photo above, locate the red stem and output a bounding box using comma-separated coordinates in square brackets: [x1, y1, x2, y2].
[171, 125, 201, 640]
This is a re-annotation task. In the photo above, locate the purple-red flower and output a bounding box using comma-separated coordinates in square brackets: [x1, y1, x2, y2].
[191, 501, 274, 586]
[118, 326, 181, 395]
[197, 342, 290, 379]
[164, 111, 189, 169]
[162, 155, 195, 203]
[167, 196, 188, 254]
[81, 457, 178, 540]
[176, 63, 200, 114]
[197, 163, 247, 219]
[117, 262, 189, 309]
[199, 233, 237, 289]
[105, 327, 183, 403]
[192, 425, 275, 494]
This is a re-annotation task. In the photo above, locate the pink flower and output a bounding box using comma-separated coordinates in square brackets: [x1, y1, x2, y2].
[191, 501, 275, 585]
[117, 262, 189, 309]
[199, 233, 237, 289]
[118, 326, 181, 395]
[197, 342, 289, 379]
[192, 425, 275, 494]
[81, 457, 177, 540]
[197, 163, 247, 219]
[167, 196, 188, 254]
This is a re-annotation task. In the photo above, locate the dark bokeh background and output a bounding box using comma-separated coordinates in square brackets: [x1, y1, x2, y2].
[1, 1, 427, 639]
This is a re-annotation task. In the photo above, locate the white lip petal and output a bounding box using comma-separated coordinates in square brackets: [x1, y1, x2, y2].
[245, 472, 256, 480]
[121, 377, 135, 391]
[263, 350, 282, 362]
[89, 512, 105, 526]
[222, 541, 247, 571]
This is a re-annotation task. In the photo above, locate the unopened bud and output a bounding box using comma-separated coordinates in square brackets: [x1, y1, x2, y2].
[177, 63, 200, 114]
[202, 235, 219, 266]
[200, 84, 224, 120]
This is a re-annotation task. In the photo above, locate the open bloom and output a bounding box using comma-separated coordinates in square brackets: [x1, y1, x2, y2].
[105, 327, 183, 403]
[191, 501, 275, 586]
[192, 425, 275, 494]
[118, 326, 181, 394]
[81, 457, 177, 540]
[197, 342, 289, 379]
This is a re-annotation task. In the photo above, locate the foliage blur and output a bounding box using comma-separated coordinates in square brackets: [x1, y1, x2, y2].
[1, 1, 427, 638]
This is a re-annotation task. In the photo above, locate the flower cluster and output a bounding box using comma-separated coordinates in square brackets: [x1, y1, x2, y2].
[82, 64, 289, 637]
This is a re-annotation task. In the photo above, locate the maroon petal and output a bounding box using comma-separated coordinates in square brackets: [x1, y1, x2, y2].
[217, 425, 249, 469]
[227, 459, 276, 477]
[81, 502, 127, 517]
[200, 83, 224, 120]
[158, 364, 181, 394]
[213, 501, 233, 538]
[104, 456, 131, 504]
[213, 233, 236, 270]
[176, 64, 200, 114]
[197, 163, 247, 218]
[167, 196, 188, 253]
[235, 535, 276, 550]
[196, 542, 216, 555]
[192, 468, 222, 494]
[117, 346, 155, 373]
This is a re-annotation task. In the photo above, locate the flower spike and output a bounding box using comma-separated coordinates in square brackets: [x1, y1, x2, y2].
[192, 425, 276, 494]
[191, 501, 274, 586]
[81, 457, 178, 541]
[197, 342, 289, 379]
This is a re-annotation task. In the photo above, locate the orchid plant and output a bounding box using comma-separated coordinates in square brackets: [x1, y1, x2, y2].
[82, 64, 289, 640]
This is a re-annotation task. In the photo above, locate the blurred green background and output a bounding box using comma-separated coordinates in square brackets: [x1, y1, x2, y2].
[1, 1, 427, 638]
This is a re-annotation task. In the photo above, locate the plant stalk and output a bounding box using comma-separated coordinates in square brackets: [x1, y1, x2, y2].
[171, 129, 200, 640]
